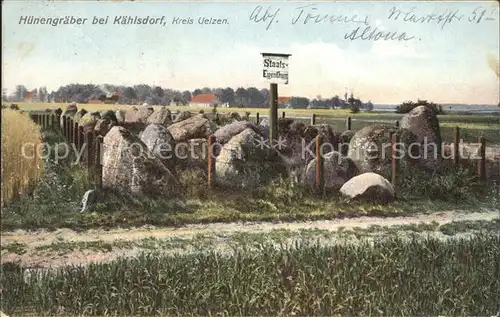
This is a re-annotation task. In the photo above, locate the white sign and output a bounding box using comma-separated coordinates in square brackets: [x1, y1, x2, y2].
[261, 53, 290, 85]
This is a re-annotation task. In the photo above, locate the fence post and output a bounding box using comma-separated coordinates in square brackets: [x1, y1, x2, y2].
[78, 126, 84, 154]
[345, 116, 352, 130]
[66, 117, 72, 141]
[95, 135, 103, 189]
[256, 112, 260, 124]
[73, 121, 79, 151]
[478, 136, 486, 181]
[207, 135, 216, 188]
[311, 113, 316, 125]
[282, 111, 286, 119]
[315, 134, 324, 193]
[395, 120, 400, 128]
[61, 116, 67, 138]
[453, 126, 460, 167]
[85, 131, 94, 176]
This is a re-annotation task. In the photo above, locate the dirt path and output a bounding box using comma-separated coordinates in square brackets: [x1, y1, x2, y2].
[2, 210, 498, 268]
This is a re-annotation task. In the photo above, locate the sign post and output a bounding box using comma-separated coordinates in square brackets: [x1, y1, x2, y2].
[261, 52, 291, 144]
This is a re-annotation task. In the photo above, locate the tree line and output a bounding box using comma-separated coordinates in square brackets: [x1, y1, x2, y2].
[3, 84, 374, 111]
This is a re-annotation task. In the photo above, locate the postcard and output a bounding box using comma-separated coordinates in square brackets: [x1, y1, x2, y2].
[1, 1, 499, 316]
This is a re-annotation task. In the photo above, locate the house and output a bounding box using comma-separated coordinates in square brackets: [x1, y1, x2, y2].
[278, 96, 291, 108]
[189, 93, 228, 107]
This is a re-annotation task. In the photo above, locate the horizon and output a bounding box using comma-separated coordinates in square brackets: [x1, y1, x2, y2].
[2, 0, 499, 105]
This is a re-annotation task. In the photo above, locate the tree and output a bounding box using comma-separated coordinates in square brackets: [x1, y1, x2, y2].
[38, 87, 48, 103]
[235, 87, 250, 107]
[15, 85, 28, 101]
[192, 89, 203, 97]
[395, 99, 444, 115]
[247, 87, 265, 107]
[289, 97, 310, 108]
[347, 93, 362, 113]
[364, 100, 374, 112]
[214, 87, 235, 106]
[182, 90, 192, 104]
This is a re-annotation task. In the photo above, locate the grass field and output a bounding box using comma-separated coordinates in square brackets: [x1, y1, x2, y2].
[1, 109, 44, 206]
[1, 234, 498, 316]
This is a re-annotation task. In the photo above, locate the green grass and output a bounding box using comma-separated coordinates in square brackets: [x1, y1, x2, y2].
[1, 124, 498, 232]
[3, 219, 497, 258]
[1, 234, 499, 316]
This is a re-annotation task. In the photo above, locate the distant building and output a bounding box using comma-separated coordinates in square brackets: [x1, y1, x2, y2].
[278, 96, 291, 108]
[189, 93, 228, 107]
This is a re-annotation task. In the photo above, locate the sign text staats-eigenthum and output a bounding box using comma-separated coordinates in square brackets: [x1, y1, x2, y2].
[261, 53, 291, 85]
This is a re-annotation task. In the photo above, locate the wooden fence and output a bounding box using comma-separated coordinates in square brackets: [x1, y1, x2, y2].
[29, 112, 488, 193]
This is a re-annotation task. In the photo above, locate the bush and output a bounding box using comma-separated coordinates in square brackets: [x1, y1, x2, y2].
[395, 99, 444, 115]
[350, 104, 360, 113]
[398, 165, 484, 201]
[9, 103, 19, 110]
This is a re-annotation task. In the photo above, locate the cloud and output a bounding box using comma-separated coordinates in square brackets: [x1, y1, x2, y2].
[369, 41, 427, 59]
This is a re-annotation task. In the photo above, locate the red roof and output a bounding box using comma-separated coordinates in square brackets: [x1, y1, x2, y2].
[278, 96, 291, 103]
[191, 93, 217, 103]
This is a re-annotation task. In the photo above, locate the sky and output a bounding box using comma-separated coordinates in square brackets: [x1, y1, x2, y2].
[2, 0, 499, 105]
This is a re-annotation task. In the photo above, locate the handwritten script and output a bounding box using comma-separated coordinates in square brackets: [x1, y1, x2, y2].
[249, 4, 498, 41]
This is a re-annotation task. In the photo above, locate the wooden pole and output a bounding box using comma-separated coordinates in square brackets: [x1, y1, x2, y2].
[315, 134, 324, 193]
[207, 135, 216, 187]
[453, 126, 460, 167]
[73, 122, 79, 149]
[395, 120, 400, 128]
[311, 113, 316, 125]
[85, 131, 94, 172]
[62, 116, 67, 138]
[269, 83, 278, 142]
[478, 136, 486, 181]
[256, 112, 260, 124]
[282, 111, 286, 119]
[95, 135, 103, 189]
[66, 117, 72, 142]
[345, 116, 352, 130]
[77, 126, 84, 153]
[391, 133, 398, 192]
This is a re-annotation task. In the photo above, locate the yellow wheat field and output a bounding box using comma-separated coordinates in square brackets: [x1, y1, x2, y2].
[1, 109, 44, 206]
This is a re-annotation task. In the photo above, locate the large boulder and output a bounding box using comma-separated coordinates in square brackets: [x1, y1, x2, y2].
[94, 118, 115, 137]
[123, 108, 145, 134]
[167, 114, 212, 142]
[216, 128, 288, 188]
[79, 112, 101, 133]
[339, 130, 355, 156]
[302, 151, 358, 190]
[115, 110, 126, 124]
[136, 105, 154, 124]
[400, 105, 442, 170]
[348, 125, 419, 179]
[140, 123, 176, 170]
[100, 110, 119, 125]
[340, 172, 394, 203]
[74, 109, 88, 122]
[213, 120, 261, 146]
[102, 126, 179, 197]
[174, 110, 192, 123]
[147, 107, 172, 126]
[280, 123, 341, 175]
